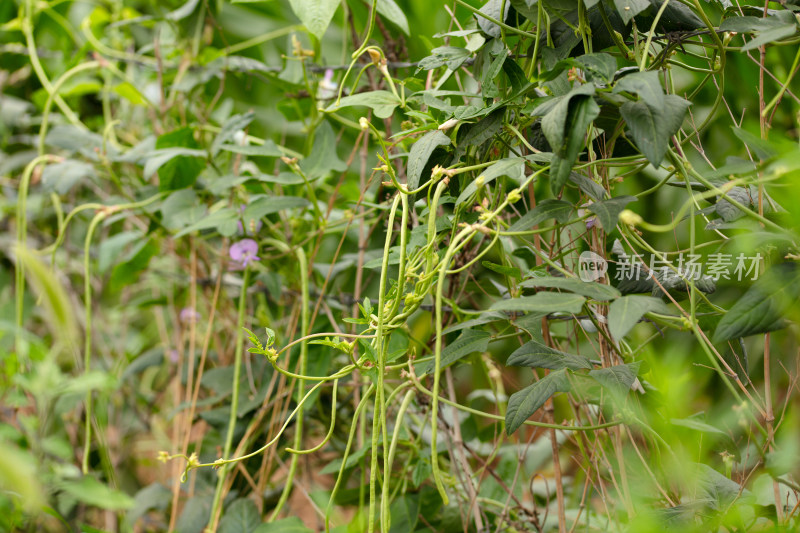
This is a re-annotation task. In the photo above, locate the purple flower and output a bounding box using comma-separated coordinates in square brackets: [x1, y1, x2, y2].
[237, 205, 263, 236]
[230, 239, 260, 268]
[180, 307, 200, 324]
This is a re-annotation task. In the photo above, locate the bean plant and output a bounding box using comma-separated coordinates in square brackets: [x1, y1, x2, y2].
[2, 0, 800, 531]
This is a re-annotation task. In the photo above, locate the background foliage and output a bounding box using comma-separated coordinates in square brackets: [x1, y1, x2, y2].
[2, 0, 800, 531]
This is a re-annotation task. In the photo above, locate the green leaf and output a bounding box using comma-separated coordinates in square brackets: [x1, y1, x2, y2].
[541, 84, 595, 152]
[731, 127, 777, 160]
[608, 295, 669, 341]
[299, 121, 347, 179]
[541, 84, 599, 194]
[588, 195, 637, 231]
[253, 517, 313, 533]
[740, 23, 797, 51]
[418, 47, 471, 71]
[325, 90, 401, 119]
[477, 0, 511, 38]
[376, 0, 409, 35]
[455, 158, 524, 205]
[453, 107, 505, 161]
[508, 199, 574, 232]
[218, 499, 261, 533]
[417, 329, 491, 375]
[613, 71, 664, 109]
[243, 197, 309, 227]
[614, 0, 650, 24]
[589, 361, 641, 395]
[482, 261, 522, 280]
[490, 293, 586, 314]
[712, 263, 800, 343]
[218, 141, 282, 157]
[671, 417, 737, 451]
[520, 276, 621, 301]
[174, 207, 238, 238]
[406, 130, 451, 190]
[212, 112, 255, 156]
[59, 477, 135, 511]
[152, 127, 206, 190]
[113, 81, 148, 106]
[41, 159, 96, 195]
[288, 0, 339, 39]
[388, 493, 421, 533]
[502, 58, 528, 94]
[507, 340, 592, 370]
[110, 238, 159, 287]
[575, 53, 617, 84]
[506, 368, 572, 434]
[619, 95, 690, 166]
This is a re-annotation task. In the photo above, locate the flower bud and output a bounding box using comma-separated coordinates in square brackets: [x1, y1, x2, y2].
[618, 209, 643, 227]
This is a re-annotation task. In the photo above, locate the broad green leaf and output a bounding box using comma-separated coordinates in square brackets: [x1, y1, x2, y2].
[741, 23, 797, 51]
[502, 58, 528, 94]
[166, 0, 200, 20]
[482, 261, 522, 280]
[731, 127, 777, 160]
[614, 0, 650, 24]
[588, 195, 637, 231]
[144, 147, 206, 182]
[112, 81, 148, 106]
[289, 0, 339, 39]
[110, 238, 159, 287]
[325, 90, 401, 119]
[671, 417, 737, 452]
[377, 0, 409, 35]
[418, 46, 471, 71]
[243, 197, 310, 224]
[541, 84, 595, 153]
[60, 476, 135, 511]
[406, 130, 451, 190]
[608, 295, 669, 341]
[174, 207, 238, 238]
[589, 361, 641, 395]
[218, 141, 282, 157]
[521, 276, 621, 301]
[541, 84, 599, 194]
[575, 53, 617, 84]
[175, 494, 212, 533]
[508, 199, 573, 232]
[218, 499, 260, 533]
[41, 160, 96, 195]
[127, 483, 171, 527]
[477, 0, 511, 38]
[152, 127, 206, 190]
[211, 112, 255, 156]
[506, 368, 572, 434]
[159, 189, 205, 230]
[619, 95, 690, 166]
[507, 340, 592, 370]
[98, 231, 141, 273]
[453, 107, 505, 160]
[712, 263, 800, 343]
[455, 158, 524, 205]
[388, 493, 420, 533]
[613, 71, 663, 109]
[542, 53, 617, 84]
[299, 121, 347, 178]
[490, 293, 586, 314]
[253, 517, 313, 533]
[417, 329, 491, 375]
